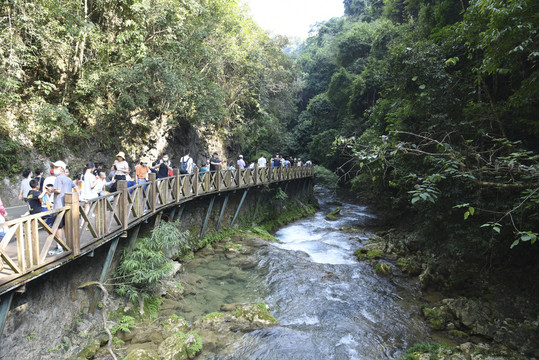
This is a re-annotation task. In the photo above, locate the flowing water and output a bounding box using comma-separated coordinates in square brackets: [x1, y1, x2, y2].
[177, 188, 432, 359]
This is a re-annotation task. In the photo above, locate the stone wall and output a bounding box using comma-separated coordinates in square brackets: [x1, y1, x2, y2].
[0, 179, 314, 360]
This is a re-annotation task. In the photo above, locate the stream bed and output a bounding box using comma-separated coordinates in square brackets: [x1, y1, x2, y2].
[175, 189, 435, 359]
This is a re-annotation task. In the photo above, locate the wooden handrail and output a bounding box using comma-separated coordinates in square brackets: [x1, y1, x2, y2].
[0, 165, 314, 293]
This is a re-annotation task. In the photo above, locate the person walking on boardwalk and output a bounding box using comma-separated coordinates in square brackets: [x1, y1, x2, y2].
[179, 149, 194, 174]
[210, 152, 221, 172]
[237, 155, 246, 170]
[110, 151, 129, 192]
[257, 154, 266, 168]
[155, 153, 172, 179]
[51, 160, 78, 254]
[135, 157, 151, 184]
[18, 169, 33, 201]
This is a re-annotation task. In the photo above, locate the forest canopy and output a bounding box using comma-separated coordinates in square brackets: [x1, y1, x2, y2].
[287, 0, 538, 258]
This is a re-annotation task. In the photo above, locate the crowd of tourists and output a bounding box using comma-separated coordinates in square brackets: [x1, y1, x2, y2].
[0, 150, 312, 252]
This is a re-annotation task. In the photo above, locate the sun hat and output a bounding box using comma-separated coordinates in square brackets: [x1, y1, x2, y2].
[140, 157, 151, 164]
[116, 151, 126, 159]
[52, 160, 67, 169]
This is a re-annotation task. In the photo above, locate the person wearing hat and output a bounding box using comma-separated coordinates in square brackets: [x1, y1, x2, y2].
[110, 151, 129, 192]
[237, 155, 246, 170]
[209, 152, 221, 172]
[135, 157, 151, 184]
[50, 160, 78, 254]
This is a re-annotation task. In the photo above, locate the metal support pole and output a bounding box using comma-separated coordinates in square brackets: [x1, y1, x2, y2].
[0, 291, 14, 339]
[174, 205, 184, 222]
[90, 237, 120, 312]
[200, 196, 216, 240]
[231, 189, 249, 227]
[126, 224, 141, 253]
[216, 193, 230, 231]
[169, 206, 177, 221]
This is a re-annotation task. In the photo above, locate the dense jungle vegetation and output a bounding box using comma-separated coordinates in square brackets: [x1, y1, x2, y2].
[288, 0, 538, 277]
[1, 0, 537, 276]
[0, 0, 297, 168]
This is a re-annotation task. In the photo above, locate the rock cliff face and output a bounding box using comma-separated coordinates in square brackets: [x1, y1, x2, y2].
[0, 119, 236, 206]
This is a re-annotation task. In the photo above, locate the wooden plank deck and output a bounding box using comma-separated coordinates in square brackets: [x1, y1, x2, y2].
[0, 165, 313, 295]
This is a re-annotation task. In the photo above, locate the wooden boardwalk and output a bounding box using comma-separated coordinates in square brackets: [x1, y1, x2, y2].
[0, 165, 313, 296]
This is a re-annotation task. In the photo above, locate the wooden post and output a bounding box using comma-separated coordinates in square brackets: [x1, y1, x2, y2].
[117, 180, 129, 230]
[215, 165, 221, 192]
[65, 192, 80, 256]
[193, 167, 199, 196]
[148, 172, 157, 212]
[31, 218, 39, 266]
[225, 167, 231, 189]
[253, 164, 259, 185]
[235, 165, 241, 187]
[204, 171, 210, 193]
[173, 169, 180, 203]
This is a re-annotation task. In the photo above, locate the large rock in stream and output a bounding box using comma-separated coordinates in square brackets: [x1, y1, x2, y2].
[157, 331, 202, 360]
[194, 302, 278, 332]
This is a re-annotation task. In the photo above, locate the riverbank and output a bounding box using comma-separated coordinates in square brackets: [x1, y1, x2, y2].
[349, 213, 539, 358]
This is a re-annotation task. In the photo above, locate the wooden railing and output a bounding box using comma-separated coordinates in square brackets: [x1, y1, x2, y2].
[0, 165, 313, 293]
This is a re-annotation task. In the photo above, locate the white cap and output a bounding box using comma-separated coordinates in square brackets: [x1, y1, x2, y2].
[239, 155, 243, 158]
[52, 160, 67, 169]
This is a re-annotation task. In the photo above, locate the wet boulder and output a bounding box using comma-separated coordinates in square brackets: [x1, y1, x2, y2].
[375, 262, 393, 276]
[354, 241, 385, 260]
[325, 207, 341, 221]
[158, 331, 202, 360]
[233, 302, 278, 326]
[396, 256, 422, 276]
[161, 314, 190, 337]
[124, 348, 160, 360]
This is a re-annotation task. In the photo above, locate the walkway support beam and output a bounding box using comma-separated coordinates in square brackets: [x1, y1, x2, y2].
[231, 189, 249, 227]
[200, 196, 216, 240]
[216, 193, 230, 231]
[0, 291, 14, 339]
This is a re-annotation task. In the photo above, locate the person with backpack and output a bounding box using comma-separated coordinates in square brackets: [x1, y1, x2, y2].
[179, 149, 193, 174]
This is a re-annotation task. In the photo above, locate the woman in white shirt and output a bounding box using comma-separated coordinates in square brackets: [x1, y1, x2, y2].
[110, 151, 129, 192]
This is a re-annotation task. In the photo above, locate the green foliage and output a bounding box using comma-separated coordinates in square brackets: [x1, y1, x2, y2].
[115, 220, 188, 303]
[313, 165, 339, 189]
[396, 342, 455, 360]
[294, 0, 538, 268]
[0, 0, 298, 173]
[110, 315, 136, 335]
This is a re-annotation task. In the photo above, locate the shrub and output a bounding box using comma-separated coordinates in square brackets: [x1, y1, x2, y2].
[313, 165, 339, 188]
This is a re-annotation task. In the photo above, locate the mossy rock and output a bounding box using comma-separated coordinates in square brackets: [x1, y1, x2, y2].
[328, 200, 343, 206]
[234, 302, 278, 325]
[448, 329, 469, 339]
[124, 348, 160, 360]
[224, 241, 242, 252]
[354, 248, 383, 260]
[71, 338, 101, 360]
[325, 207, 341, 220]
[396, 257, 422, 276]
[339, 226, 363, 233]
[161, 314, 189, 336]
[158, 331, 202, 360]
[375, 262, 393, 276]
[201, 312, 225, 324]
[422, 306, 451, 330]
